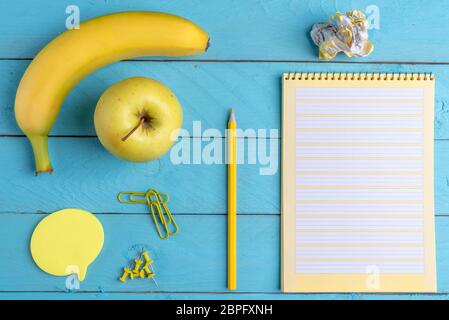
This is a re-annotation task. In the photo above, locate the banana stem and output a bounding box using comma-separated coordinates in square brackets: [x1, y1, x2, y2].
[29, 135, 53, 175]
[122, 118, 145, 142]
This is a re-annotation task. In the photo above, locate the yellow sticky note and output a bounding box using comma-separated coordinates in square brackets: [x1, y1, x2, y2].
[30, 208, 104, 281]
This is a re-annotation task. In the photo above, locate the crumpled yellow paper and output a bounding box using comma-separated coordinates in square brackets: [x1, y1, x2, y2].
[310, 10, 374, 60]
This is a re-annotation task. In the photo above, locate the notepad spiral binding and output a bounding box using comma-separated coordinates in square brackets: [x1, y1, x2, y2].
[283, 72, 435, 81]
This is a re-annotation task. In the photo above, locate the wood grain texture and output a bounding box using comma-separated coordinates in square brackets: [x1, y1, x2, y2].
[0, 214, 448, 295]
[4, 137, 449, 215]
[2, 136, 449, 215]
[1, 292, 449, 300]
[1, 0, 448, 300]
[0, 137, 279, 214]
[0, 214, 278, 292]
[2, 61, 449, 138]
[0, 0, 449, 63]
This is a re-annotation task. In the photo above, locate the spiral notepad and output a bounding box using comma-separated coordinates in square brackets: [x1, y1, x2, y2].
[282, 73, 436, 292]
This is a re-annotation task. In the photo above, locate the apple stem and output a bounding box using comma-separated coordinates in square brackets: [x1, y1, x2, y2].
[122, 117, 145, 142]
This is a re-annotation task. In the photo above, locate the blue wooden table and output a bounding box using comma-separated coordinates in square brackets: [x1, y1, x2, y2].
[1, 0, 449, 300]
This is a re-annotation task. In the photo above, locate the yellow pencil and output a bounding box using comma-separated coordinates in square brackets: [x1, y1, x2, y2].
[228, 109, 237, 290]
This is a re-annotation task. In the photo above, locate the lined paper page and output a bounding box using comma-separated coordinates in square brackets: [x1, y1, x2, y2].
[282, 74, 435, 292]
[294, 87, 425, 275]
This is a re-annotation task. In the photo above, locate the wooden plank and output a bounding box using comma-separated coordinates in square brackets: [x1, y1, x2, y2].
[1, 292, 448, 300]
[3, 136, 449, 215]
[0, 60, 280, 136]
[3, 137, 449, 215]
[0, 137, 279, 214]
[0, 213, 447, 293]
[0, 0, 448, 63]
[2, 61, 449, 138]
[0, 214, 278, 292]
[435, 141, 449, 214]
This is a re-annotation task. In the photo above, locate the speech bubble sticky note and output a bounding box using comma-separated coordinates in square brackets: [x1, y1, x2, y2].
[30, 208, 104, 281]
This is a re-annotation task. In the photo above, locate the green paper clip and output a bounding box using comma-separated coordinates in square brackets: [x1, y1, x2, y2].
[118, 189, 179, 240]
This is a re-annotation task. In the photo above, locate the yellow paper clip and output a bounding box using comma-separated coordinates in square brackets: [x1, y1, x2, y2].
[117, 191, 147, 205]
[146, 189, 179, 240]
[118, 189, 179, 240]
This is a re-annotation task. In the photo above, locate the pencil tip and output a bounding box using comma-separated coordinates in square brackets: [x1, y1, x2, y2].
[229, 109, 236, 122]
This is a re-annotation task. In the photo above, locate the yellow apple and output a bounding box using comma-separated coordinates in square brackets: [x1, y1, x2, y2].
[94, 77, 183, 162]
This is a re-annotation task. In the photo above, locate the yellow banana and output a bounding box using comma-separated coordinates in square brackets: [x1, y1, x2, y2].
[15, 11, 209, 174]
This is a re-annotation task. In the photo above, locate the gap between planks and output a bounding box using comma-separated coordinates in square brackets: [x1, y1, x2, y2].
[2, 212, 449, 217]
[0, 290, 448, 296]
[0, 212, 279, 216]
[2, 58, 449, 65]
[1, 135, 448, 142]
[0, 135, 280, 140]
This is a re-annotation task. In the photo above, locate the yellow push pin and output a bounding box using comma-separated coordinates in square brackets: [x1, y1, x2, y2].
[119, 251, 157, 285]
[142, 251, 153, 264]
[119, 268, 132, 283]
[132, 259, 143, 276]
[142, 251, 155, 275]
[143, 265, 152, 276]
